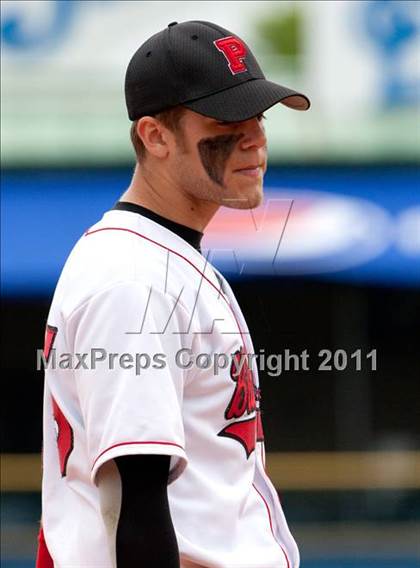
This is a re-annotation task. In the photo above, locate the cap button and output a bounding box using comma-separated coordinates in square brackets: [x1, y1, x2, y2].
[168, 22, 178, 27]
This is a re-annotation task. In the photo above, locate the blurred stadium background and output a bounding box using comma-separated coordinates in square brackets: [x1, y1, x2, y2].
[1, 1, 419, 566]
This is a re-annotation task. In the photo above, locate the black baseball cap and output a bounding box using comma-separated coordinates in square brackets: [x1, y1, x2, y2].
[125, 20, 310, 122]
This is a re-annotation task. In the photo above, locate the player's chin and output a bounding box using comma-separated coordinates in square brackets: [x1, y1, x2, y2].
[222, 190, 262, 210]
[236, 184, 263, 209]
[221, 177, 263, 209]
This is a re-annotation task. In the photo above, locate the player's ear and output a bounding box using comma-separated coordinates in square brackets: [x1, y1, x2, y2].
[136, 116, 170, 159]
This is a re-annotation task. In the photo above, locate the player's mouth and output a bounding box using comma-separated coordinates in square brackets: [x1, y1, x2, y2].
[233, 165, 263, 178]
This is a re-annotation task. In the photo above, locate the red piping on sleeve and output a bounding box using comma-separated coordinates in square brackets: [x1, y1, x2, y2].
[92, 440, 185, 471]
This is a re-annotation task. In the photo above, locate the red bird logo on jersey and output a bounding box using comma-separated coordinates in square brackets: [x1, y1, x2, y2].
[218, 347, 264, 458]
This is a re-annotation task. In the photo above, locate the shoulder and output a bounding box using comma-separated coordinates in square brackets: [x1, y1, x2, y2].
[51, 210, 221, 317]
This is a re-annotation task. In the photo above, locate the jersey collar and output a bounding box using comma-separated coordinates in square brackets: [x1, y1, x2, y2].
[112, 201, 204, 253]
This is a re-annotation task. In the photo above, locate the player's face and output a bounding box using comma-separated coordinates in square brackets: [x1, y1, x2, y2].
[170, 109, 268, 210]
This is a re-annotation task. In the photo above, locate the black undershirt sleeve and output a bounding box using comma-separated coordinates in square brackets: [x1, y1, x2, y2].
[114, 455, 180, 568]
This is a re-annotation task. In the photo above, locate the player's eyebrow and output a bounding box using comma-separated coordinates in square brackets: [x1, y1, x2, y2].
[215, 114, 266, 126]
[216, 119, 240, 126]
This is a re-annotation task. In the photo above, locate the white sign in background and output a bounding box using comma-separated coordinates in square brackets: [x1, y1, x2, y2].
[1, 1, 419, 165]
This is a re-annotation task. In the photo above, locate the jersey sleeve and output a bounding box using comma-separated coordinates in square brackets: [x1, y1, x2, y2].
[67, 281, 191, 485]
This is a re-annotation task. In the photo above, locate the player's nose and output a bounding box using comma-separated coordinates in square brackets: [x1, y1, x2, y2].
[239, 116, 267, 150]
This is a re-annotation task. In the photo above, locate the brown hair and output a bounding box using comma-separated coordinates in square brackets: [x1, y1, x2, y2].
[130, 106, 186, 162]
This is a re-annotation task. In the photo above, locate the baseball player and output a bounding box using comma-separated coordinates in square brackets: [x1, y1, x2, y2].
[36, 20, 310, 568]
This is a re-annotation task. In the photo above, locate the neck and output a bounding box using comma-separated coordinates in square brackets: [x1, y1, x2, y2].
[121, 163, 219, 232]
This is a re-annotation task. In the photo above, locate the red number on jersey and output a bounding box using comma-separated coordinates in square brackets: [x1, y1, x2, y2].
[51, 396, 74, 477]
[44, 325, 57, 360]
[44, 324, 74, 477]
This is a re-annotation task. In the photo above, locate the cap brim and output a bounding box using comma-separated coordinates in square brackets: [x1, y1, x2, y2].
[183, 78, 310, 122]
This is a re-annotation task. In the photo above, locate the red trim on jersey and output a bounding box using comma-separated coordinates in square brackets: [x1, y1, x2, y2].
[84, 226, 247, 346]
[92, 440, 185, 471]
[85, 226, 283, 554]
[36, 526, 54, 568]
[252, 483, 290, 568]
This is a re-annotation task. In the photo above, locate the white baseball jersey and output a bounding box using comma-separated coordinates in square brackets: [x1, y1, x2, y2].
[40, 206, 299, 567]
